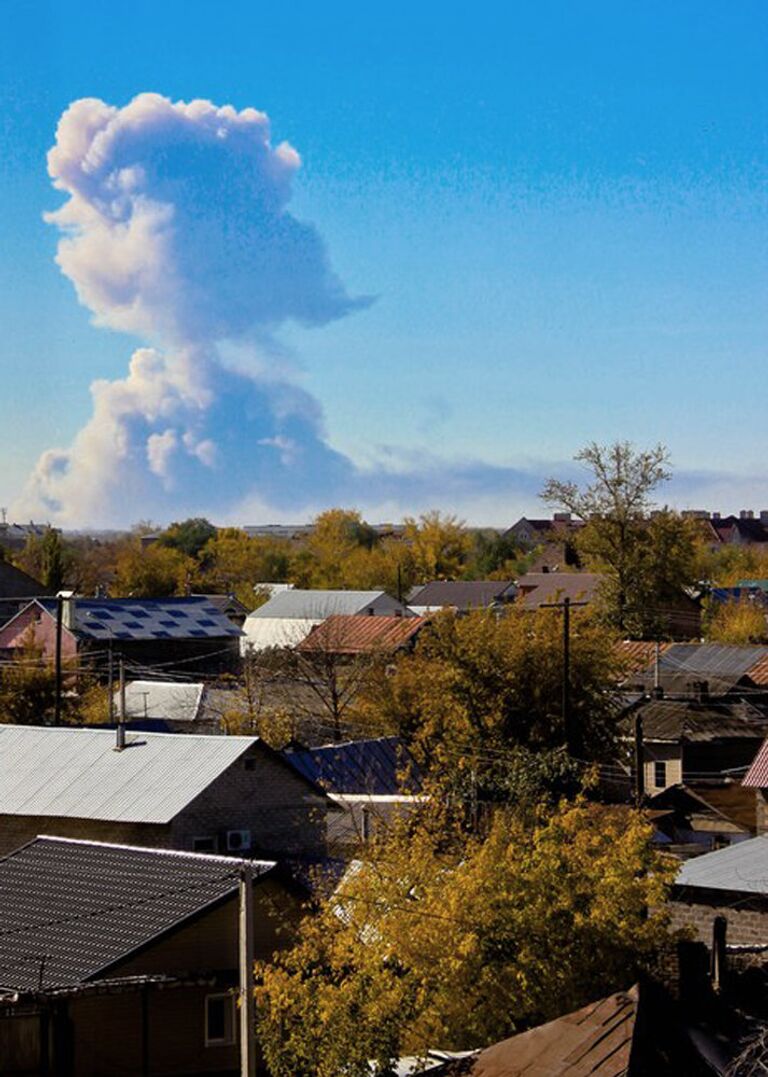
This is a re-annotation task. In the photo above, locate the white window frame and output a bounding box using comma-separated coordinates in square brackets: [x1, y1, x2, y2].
[205, 992, 236, 1047]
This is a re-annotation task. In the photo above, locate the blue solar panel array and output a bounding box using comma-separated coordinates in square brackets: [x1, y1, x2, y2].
[283, 736, 421, 796]
[39, 597, 242, 641]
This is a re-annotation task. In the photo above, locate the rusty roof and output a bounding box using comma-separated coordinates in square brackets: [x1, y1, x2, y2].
[743, 739, 768, 787]
[615, 640, 673, 674]
[464, 985, 639, 1076]
[627, 699, 768, 743]
[295, 614, 426, 655]
[515, 572, 603, 608]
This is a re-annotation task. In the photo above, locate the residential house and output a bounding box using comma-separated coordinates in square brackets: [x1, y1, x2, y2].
[283, 736, 422, 853]
[408, 580, 517, 613]
[241, 589, 410, 653]
[0, 561, 50, 628]
[741, 739, 768, 835]
[0, 520, 49, 554]
[190, 593, 250, 628]
[514, 571, 604, 609]
[624, 696, 768, 796]
[0, 725, 334, 860]
[668, 835, 768, 945]
[623, 642, 768, 699]
[503, 514, 583, 570]
[707, 511, 768, 547]
[647, 781, 756, 853]
[296, 614, 426, 658]
[0, 836, 303, 1076]
[0, 595, 243, 676]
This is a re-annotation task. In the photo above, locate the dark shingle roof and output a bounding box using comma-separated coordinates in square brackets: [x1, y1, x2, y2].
[0, 837, 275, 991]
[283, 737, 421, 795]
[0, 561, 49, 600]
[515, 572, 603, 608]
[37, 596, 242, 641]
[628, 699, 768, 743]
[409, 581, 516, 611]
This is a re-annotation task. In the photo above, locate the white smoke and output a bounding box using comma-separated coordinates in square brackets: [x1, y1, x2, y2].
[13, 93, 367, 524]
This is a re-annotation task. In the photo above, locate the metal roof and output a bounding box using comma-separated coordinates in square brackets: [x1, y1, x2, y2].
[122, 680, 204, 724]
[659, 643, 767, 678]
[296, 615, 426, 655]
[0, 837, 274, 990]
[36, 596, 242, 641]
[743, 739, 768, 787]
[676, 835, 768, 894]
[247, 590, 400, 619]
[515, 572, 604, 608]
[0, 726, 258, 823]
[283, 737, 421, 796]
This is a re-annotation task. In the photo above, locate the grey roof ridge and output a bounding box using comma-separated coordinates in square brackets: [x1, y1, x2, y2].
[0, 724, 260, 745]
[28, 834, 277, 871]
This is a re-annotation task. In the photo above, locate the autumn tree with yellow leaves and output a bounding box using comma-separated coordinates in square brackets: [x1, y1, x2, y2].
[256, 798, 673, 1077]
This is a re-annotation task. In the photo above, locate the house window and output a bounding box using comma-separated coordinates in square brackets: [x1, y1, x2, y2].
[205, 993, 235, 1046]
[193, 836, 217, 853]
[654, 761, 667, 788]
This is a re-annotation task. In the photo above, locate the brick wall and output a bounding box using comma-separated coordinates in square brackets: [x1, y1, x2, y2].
[172, 743, 329, 858]
[668, 886, 768, 946]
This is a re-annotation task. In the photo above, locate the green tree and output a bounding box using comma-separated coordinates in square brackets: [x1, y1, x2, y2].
[201, 528, 292, 607]
[352, 606, 622, 798]
[159, 517, 217, 559]
[256, 798, 672, 1076]
[542, 442, 697, 635]
[402, 511, 473, 582]
[705, 599, 768, 644]
[114, 540, 196, 597]
[0, 635, 61, 725]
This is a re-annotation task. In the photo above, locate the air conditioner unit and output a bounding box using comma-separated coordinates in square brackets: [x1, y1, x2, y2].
[226, 829, 251, 853]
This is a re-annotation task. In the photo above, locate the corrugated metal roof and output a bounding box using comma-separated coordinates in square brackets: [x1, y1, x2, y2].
[616, 640, 673, 674]
[659, 643, 767, 677]
[36, 596, 242, 641]
[743, 739, 768, 786]
[247, 590, 401, 619]
[0, 837, 274, 989]
[296, 615, 426, 655]
[241, 616, 320, 653]
[0, 726, 258, 823]
[676, 835, 768, 894]
[451, 985, 639, 1076]
[122, 680, 204, 723]
[284, 737, 421, 795]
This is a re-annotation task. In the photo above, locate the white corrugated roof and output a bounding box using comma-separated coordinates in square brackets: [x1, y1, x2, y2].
[676, 835, 768, 894]
[0, 726, 257, 823]
[240, 617, 320, 653]
[122, 680, 204, 723]
[248, 590, 392, 619]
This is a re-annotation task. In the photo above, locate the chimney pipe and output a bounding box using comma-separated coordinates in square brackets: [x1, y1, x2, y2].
[711, 915, 727, 994]
[115, 659, 126, 751]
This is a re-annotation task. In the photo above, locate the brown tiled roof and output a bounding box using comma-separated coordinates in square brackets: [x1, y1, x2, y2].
[748, 655, 768, 686]
[296, 614, 426, 655]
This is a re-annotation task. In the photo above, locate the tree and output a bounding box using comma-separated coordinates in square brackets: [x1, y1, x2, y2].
[705, 599, 768, 644]
[402, 511, 473, 582]
[255, 798, 673, 1076]
[159, 517, 217, 559]
[14, 527, 71, 591]
[542, 442, 697, 635]
[0, 634, 63, 725]
[304, 509, 380, 589]
[201, 528, 292, 607]
[352, 606, 622, 801]
[114, 540, 196, 597]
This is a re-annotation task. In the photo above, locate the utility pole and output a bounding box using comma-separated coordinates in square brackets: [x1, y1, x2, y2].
[53, 595, 63, 727]
[239, 862, 256, 1077]
[633, 713, 645, 806]
[107, 635, 114, 725]
[541, 596, 587, 757]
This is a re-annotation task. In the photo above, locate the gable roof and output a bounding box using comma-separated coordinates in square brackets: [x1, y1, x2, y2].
[675, 835, 768, 895]
[296, 614, 426, 655]
[743, 738, 768, 787]
[626, 642, 768, 694]
[283, 736, 421, 796]
[515, 572, 604, 608]
[0, 725, 259, 823]
[0, 561, 49, 600]
[408, 581, 516, 611]
[628, 699, 768, 743]
[17, 596, 243, 642]
[0, 836, 274, 990]
[247, 589, 396, 619]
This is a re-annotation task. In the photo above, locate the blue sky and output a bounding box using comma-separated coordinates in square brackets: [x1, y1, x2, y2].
[1, 1, 767, 525]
